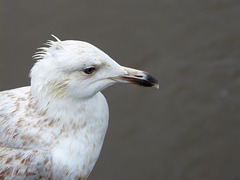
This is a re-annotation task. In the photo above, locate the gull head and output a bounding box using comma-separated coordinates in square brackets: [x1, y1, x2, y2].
[30, 36, 159, 100]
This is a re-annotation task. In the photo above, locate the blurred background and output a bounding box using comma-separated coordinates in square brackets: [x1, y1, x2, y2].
[1, 0, 240, 179]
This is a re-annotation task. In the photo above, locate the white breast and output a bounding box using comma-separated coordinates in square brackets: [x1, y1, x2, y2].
[51, 92, 109, 179]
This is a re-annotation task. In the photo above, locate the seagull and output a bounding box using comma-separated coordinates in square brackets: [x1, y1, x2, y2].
[0, 36, 158, 180]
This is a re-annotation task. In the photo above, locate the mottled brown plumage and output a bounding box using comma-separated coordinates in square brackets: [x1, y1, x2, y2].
[0, 147, 52, 179]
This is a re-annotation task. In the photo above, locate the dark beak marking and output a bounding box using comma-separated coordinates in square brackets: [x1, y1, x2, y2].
[133, 75, 143, 78]
[120, 74, 158, 88]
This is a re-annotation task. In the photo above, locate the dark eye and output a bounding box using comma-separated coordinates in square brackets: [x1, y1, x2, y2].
[83, 67, 96, 74]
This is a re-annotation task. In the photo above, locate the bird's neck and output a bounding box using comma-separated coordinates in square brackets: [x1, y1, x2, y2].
[30, 88, 109, 133]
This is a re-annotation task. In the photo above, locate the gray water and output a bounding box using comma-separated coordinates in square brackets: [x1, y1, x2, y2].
[1, 1, 240, 179]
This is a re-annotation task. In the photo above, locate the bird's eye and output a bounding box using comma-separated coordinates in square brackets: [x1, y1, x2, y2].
[83, 67, 96, 74]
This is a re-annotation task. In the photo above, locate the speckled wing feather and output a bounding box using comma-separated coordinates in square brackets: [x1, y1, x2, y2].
[0, 86, 54, 149]
[0, 146, 52, 179]
[0, 86, 32, 148]
[0, 87, 54, 179]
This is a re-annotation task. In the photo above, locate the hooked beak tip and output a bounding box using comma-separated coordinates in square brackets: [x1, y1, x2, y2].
[112, 66, 159, 89]
[144, 73, 159, 89]
[154, 83, 160, 89]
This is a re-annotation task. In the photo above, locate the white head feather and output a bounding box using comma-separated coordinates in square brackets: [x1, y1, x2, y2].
[30, 35, 127, 101]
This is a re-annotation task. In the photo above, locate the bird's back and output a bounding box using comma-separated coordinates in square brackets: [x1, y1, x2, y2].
[0, 86, 31, 148]
[0, 146, 52, 179]
[0, 87, 54, 179]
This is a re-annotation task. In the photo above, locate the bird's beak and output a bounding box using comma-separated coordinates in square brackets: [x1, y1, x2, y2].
[111, 66, 159, 89]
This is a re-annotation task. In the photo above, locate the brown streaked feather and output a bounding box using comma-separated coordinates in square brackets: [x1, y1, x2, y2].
[0, 146, 53, 179]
